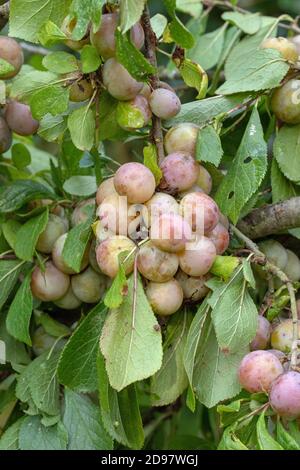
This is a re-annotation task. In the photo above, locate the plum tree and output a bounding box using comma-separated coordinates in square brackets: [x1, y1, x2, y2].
[31, 261, 70, 301]
[271, 319, 300, 352]
[238, 350, 284, 393]
[36, 214, 67, 254]
[149, 88, 181, 119]
[258, 240, 288, 270]
[146, 192, 179, 221]
[97, 193, 130, 235]
[269, 371, 300, 419]
[96, 177, 117, 206]
[250, 316, 271, 351]
[90, 13, 144, 59]
[117, 95, 152, 130]
[271, 79, 300, 124]
[180, 192, 220, 234]
[54, 285, 82, 310]
[114, 162, 156, 203]
[146, 279, 183, 316]
[69, 78, 93, 102]
[71, 198, 95, 226]
[96, 235, 136, 278]
[179, 236, 217, 277]
[71, 267, 106, 303]
[197, 166, 212, 195]
[0, 37, 23, 79]
[164, 123, 199, 156]
[52, 233, 89, 274]
[5, 101, 39, 136]
[261, 37, 298, 63]
[137, 241, 179, 282]
[176, 270, 209, 302]
[206, 223, 230, 255]
[0, 116, 12, 153]
[159, 152, 200, 194]
[102, 58, 143, 100]
[283, 249, 300, 282]
[150, 212, 192, 253]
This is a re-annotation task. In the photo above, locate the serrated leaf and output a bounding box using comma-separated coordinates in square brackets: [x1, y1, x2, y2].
[274, 124, 300, 184]
[188, 25, 226, 70]
[0, 417, 26, 450]
[11, 70, 58, 102]
[116, 29, 155, 81]
[6, 272, 33, 346]
[215, 108, 267, 223]
[0, 314, 30, 366]
[100, 275, 163, 391]
[43, 52, 78, 74]
[69, 0, 104, 40]
[0, 259, 26, 310]
[2, 220, 22, 251]
[63, 389, 112, 450]
[271, 160, 300, 203]
[0, 180, 57, 214]
[19, 416, 67, 450]
[14, 209, 49, 261]
[68, 105, 95, 151]
[58, 303, 107, 393]
[104, 264, 127, 309]
[257, 412, 283, 450]
[81, 45, 102, 73]
[277, 420, 300, 450]
[178, 59, 208, 99]
[222, 12, 261, 35]
[38, 20, 67, 47]
[196, 125, 223, 166]
[38, 114, 68, 142]
[143, 144, 163, 185]
[30, 85, 69, 120]
[218, 423, 249, 450]
[120, 0, 146, 33]
[35, 311, 70, 338]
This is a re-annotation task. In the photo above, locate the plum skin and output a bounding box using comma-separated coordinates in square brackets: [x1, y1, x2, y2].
[164, 123, 199, 156]
[150, 212, 192, 253]
[238, 350, 284, 393]
[179, 236, 217, 277]
[149, 88, 181, 120]
[180, 192, 220, 234]
[114, 162, 156, 204]
[271, 79, 300, 124]
[258, 240, 288, 270]
[176, 270, 210, 302]
[146, 279, 184, 316]
[69, 79, 93, 102]
[54, 285, 82, 310]
[5, 101, 39, 136]
[269, 371, 300, 419]
[102, 58, 143, 101]
[71, 267, 106, 304]
[52, 233, 89, 274]
[36, 214, 67, 254]
[96, 235, 136, 278]
[0, 37, 24, 79]
[159, 152, 200, 194]
[31, 261, 70, 302]
[96, 177, 117, 206]
[271, 319, 300, 353]
[261, 37, 298, 63]
[0, 117, 12, 153]
[137, 241, 179, 282]
[250, 316, 271, 351]
[71, 198, 95, 227]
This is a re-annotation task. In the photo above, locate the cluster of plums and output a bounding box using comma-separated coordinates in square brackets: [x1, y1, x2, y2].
[0, 37, 39, 153]
[238, 239, 300, 419]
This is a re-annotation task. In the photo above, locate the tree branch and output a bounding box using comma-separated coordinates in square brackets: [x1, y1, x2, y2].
[238, 197, 300, 240]
[141, 6, 165, 164]
[0, 1, 9, 31]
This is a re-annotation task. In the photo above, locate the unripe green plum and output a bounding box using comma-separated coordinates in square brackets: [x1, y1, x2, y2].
[259, 240, 288, 270]
[261, 37, 298, 63]
[61, 16, 89, 51]
[146, 192, 179, 221]
[29, 199, 66, 219]
[114, 162, 156, 204]
[179, 185, 204, 198]
[71, 266, 106, 303]
[102, 58, 143, 100]
[5, 101, 39, 136]
[176, 269, 209, 302]
[0, 117, 12, 153]
[149, 88, 181, 120]
[32, 326, 57, 356]
[36, 214, 67, 254]
[71, 198, 95, 227]
[206, 222, 230, 255]
[54, 285, 82, 310]
[283, 249, 300, 282]
[180, 192, 220, 234]
[117, 95, 152, 130]
[159, 152, 200, 194]
[137, 241, 179, 282]
[140, 83, 152, 100]
[96, 177, 117, 206]
[197, 165, 212, 194]
[31, 261, 70, 301]
[271, 79, 300, 124]
[164, 123, 199, 156]
[52, 233, 89, 274]
[179, 236, 217, 277]
[88, 239, 100, 273]
[150, 212, 192, 253]
[270, 371, 300, 419]
[238, 350, 284, 393]
[96, 235, 135, 278]
[146, 279, 183, 316]
[271, 319, 300, 352]
[0, 37, 23, 79]
[250, 316, 271, 351]
[69, 78, 93, 102]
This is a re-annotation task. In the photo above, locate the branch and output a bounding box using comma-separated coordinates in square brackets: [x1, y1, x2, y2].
[20, 42, 50, 55]
[141, 6, 165, 164]
[237, 197, 300, 239]
[0, 1, 9, 31]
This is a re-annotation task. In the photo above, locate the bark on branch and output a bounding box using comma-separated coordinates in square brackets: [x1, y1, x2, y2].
[238, 197, 300, 239]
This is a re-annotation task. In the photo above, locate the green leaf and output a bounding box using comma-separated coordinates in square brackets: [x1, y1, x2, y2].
[151, 311, 191, 406]
[0, 180, 57, 214]
[271, 160, 300, 203]
[81, 45, 102, 73]
[0, 417, 26, 450]
[100, 275, 163, 391]
[11, 144, 31, 170]
[168, 17, 195, 49]
[257, 412, 283, 450]
[63, 389, 113, 450]
[178, 59, 208, 99]
[58, 303, 107, 393]
[97, 351, 144, 449]
[6, 272, 33, 346]
[38, 20, 67, 47]
[19, 416, 67, 450]
[217, 49, 289, 95]
[43, 51, 78, 74]
[208, 271, 257, 353]
[68, 105, 95, 151]
[30, 85, 69, 120]
[63, 175, 97, 196]
[210, 256, 240, 281]
[150, 14, 168, 38]
[35, 311, 70, 338]
[274, 124, 300, 183]
[0, 259, 25, 310]
[9, 0, 71, 42]
[117, 101, 145, 130]
[2, 220, 22, 251]
[116, 29, 155, 81]
[188, 25, 226, 70]
[277, 420, 300, 450]
[143, 144, 163, 185]
[222, 12, 261, 35]
[69, 0, 104, 40]
[196, 125, 223, 166]
[176, 0, 203, 18]
[218, 424, 249, 450]
[0, 314, 30, 366]
[38, 114, 68, 142]
[14, 209, 49, 261]
[120, 0, 146, 33]
[215, 108, 268, 223]
[98, 92, 128, 141]
[0, 58, 16, 78]
[11, 70, 58, 101]
[242, 259, 256, 289]
[104, 264, 127, 309]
